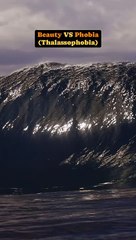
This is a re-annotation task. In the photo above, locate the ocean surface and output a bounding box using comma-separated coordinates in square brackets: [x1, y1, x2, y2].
[1, 188, 136, 240]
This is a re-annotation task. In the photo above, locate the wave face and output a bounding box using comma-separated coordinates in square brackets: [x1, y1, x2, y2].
[0, 62, 136, 190]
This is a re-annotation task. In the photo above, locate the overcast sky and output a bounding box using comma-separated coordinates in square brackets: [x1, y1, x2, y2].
[0, 0, 136, 75]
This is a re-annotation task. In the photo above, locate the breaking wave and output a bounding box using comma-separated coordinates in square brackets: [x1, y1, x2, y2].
[0, 61, 136, 191]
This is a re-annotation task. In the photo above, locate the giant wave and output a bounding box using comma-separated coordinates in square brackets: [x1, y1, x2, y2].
[0, 62, 136, 191]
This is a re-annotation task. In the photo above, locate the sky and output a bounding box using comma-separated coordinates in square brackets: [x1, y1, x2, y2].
[0, 0, 136, 75]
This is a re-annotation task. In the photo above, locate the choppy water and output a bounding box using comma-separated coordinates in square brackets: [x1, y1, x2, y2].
[0, 188, 136, 239]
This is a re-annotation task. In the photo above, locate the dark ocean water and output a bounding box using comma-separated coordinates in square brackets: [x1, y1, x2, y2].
[0, 62, 136, 189]
[0, 188, 136, 240]
[0, 62, 136, 239]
